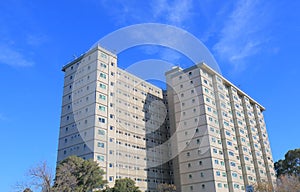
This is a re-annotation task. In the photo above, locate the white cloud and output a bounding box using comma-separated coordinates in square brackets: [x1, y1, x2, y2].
[151, 0, 194, 26]
[213, 0, 272, 66]
[99, 0, 194, 27]
[0, 44, 34, 67]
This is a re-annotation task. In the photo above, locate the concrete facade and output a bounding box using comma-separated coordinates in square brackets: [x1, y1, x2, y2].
[57, 46, 275, 192]
[165, 64, 276, 192]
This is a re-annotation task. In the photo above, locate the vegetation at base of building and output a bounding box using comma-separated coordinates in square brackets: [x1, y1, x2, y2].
[16, 147, 299, 192]
[246, 148, 300, 192]
[253, 181, 273, 192]
[52, 156, 106, 192]
[16, 156, 106, 192]
[276, 174, 300, 192]
[274, 148, 300, 177]
[23, 188, 33, 192]
[271, 148, 300, 192]
[101, 178, 141, 192]
[157, 183, 176, 192]
[15, 161, 53, 192]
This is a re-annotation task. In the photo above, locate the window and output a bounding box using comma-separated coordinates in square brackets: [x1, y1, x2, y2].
[100, 63, 107, 68]
[99, 83, 106, 89]
[219, 150, 223, 155]
[97, 155, 104, 161]
[225, 131, 231, 136]
[213, 148, 218, 153]
[99, 94, 106, 100]
[224, 121, 229, 126]
[99, 117, 106, 123]
[98, 129, 105, 135]
[217, 183, 222, 188]
[101, 52, 107, 59]
[98, 142, 105, 148]
[214, 159, 219, 164]
[206, 97, 210, 102]
[100, 73, 107, 79]
[216, 171, 220, 176]
[99, 106, 106, 111]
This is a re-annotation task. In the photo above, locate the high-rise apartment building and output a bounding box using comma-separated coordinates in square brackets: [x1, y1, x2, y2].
[57, 46, 276, 192]
[165, 64, 276, 192]
[58, 46, 171, 192]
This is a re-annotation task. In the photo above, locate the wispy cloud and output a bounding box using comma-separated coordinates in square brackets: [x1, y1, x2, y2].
[0, 44, 34, 67]
[99, 0, 194, 27]
[26, 34, 48, 47]
[151, 0, 194, 26]
[213, 0, 272, 68]
[97, 0, 196, 64]
[0, 113, 7, 121]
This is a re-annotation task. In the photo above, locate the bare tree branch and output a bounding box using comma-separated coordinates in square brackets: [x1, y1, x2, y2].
[26, 161, 53, 192]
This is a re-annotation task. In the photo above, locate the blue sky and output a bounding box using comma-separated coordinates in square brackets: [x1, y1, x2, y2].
[0, 0, 299, 191]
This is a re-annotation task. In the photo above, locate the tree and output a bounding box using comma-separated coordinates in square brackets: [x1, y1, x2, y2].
[253, 182, 273, 192]
[14, 161, 53, 192]
[52, 156, 106, 192]
[274, 148, 300, 177]
[28, 161, 53, 192]
[102, 178, 141, 192]
[157, 183, 176, 192]
[23, 188, 33, 192]
[276, 174, 300, 192]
